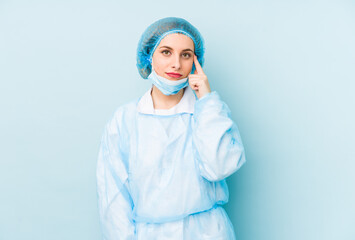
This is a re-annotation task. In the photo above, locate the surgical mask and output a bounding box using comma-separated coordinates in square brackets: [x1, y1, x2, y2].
[147, 63, 189, 95]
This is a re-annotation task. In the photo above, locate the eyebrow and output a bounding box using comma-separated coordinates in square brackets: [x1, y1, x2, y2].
[159, 46, 194, 53]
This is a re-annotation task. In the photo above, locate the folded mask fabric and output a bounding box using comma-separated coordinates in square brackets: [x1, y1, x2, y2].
[147, 63, 189, 95]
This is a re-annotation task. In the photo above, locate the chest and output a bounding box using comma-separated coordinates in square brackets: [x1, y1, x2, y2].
[127, 114, 197, 179]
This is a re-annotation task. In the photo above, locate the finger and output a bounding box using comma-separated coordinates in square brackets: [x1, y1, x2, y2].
[189, 81, 200, 88]
[188, 77, 199, 83]
[188, 76, 199, 82]
[188, 76, 202, 82]
[193, 54, 204, 74]
[190, 82, 198, 89]
[188, 79, 199, 86]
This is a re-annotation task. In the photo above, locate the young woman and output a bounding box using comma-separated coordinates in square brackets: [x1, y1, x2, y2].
[96, 17, 246, 240]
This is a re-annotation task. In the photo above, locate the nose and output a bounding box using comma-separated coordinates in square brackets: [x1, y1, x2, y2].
[171, 55, 181, 70]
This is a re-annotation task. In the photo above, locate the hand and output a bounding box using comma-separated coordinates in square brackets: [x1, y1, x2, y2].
[188, 54, 211, 99]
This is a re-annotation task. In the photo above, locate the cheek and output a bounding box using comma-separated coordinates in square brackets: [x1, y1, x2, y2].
[153, 62, 167, 74]
[185, 59, 194, 71]
[152, 61, 168, 76]
[152, 57, 168, 70]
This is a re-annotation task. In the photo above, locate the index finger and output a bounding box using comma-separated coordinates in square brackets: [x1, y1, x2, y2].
[193, 54, 204, 74]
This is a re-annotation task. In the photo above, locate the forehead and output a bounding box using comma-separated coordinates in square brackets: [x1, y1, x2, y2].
[157, 33, 195, 50]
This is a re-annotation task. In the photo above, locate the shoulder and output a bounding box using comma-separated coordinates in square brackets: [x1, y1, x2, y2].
[105, 97, 140, 133]
[112, 98, 139, 120]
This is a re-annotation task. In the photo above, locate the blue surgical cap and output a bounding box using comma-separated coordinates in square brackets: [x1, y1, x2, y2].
[136, 17, 205, 79]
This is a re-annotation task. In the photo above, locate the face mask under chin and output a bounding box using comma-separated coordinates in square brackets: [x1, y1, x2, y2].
[148, 63, 189, 95]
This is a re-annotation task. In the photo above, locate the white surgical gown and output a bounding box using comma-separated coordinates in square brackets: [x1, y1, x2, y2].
[96, 86, 246, 240]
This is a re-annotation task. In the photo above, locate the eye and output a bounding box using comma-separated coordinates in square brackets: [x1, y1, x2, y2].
[182, 52, 192, 58]
[161, 50, 170, 56]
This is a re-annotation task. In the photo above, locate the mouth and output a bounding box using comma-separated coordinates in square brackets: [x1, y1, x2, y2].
[166, 72, 183, 78]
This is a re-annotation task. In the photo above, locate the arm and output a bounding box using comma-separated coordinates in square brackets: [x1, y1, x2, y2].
[192, 91, 246, 182]
[96, 118, 135, 240]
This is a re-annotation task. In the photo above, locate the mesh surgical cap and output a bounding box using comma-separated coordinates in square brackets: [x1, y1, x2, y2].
[136, 17, 205, 79]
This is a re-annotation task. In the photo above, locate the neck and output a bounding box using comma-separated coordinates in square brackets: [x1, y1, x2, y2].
[151, 85, 185, 110]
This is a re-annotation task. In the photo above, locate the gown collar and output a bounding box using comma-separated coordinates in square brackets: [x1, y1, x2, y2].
[137, 85, 197, 115]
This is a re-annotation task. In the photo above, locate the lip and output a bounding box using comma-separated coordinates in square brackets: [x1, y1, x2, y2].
[166, 72, 183, 78]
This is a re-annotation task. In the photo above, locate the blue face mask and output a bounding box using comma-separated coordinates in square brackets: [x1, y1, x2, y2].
[147, 66, 189, 96]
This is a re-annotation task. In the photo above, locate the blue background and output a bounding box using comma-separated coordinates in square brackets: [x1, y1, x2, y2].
[1, 0, 354, 239]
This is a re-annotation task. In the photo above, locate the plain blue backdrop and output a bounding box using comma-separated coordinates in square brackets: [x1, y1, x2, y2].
[1, 0, 354, 239]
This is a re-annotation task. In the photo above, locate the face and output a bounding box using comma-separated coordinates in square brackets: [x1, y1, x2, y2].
[151, 33, 195, 81]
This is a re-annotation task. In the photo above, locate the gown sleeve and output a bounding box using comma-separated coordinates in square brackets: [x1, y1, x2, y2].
[96, 116, 136, 240]
[192, 91, 246, 182]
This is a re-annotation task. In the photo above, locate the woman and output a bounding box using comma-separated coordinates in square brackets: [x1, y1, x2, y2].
[96, 17, 246, 240]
